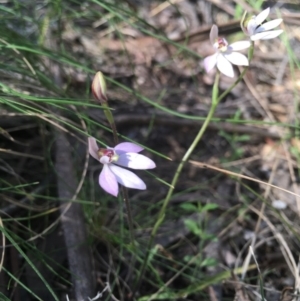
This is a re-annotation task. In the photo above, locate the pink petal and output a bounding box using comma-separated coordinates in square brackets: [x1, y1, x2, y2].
[256, 19, 282, 33]
[216, 54, 234, 78]
[116, 153, 156, 169]
[109, 165, 146, 190]
[209, 25, 218, 45]
[203, 53, 217, 73]
[229, 41, 251, 51]
[88, 137, 99, 160]
[224, 52, 249, 66]
[99, 164, 119, 197]
[114, 142, 143, 153]
[251, 30, 283, 41]
[255, 7, 270, 26]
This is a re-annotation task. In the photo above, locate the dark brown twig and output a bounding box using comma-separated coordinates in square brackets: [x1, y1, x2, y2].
[46, 21, 95, 299]
[89, 111, 284, 140]
[55, 131, 95, 300]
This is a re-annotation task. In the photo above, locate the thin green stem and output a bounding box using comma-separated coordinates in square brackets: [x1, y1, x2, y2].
[155, 73, 220, 233]
[133, 43, 255, 295]
[133, 73, 222, 295]
[110, 121, 119, 145]
[121, 186, 136, 247]
[104, 101, 136, 250]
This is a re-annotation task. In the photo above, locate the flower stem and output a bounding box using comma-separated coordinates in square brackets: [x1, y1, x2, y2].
[133, 72, 222, 295]
[110, 121, 119, 145]
[134, 44, 254, 294]
[121, 187, 135, 244]
[155, 73, 221, 233]
[105, 104, 136, 250]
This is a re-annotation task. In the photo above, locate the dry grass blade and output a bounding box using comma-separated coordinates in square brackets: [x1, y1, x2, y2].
[0, 38, 36, 75]
[0, 148, 44, 160]
[150, 0, 185, 17]
[280, 287, 295, 301]
[249, 205, 298, 282]
[241, 157, 279, 280]
[189, 161, 300, 199]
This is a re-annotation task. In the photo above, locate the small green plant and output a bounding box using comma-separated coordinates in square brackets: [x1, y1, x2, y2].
[181, 202, 218, 267]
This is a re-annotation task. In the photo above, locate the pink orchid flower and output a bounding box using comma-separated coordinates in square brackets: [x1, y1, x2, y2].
[88, 137, 156, 197]
[203, 25, 250, 78]
[242, 7, 283, 41]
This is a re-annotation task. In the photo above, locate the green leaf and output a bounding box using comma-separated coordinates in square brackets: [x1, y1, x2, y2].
[184, 219, 201, 236]
[201, 232, 216, 241]
[200, 257, 217, 267]
[180, 203, 197, 212]
[201, 203, 219, 212]
[234, 134, 250, 142]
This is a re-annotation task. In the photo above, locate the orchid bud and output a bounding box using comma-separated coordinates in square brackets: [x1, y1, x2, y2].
[91, 71, 108, 103]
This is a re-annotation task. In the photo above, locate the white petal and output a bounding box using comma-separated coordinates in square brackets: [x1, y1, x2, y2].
[216, 54, 234, 78]
[255, 7, 270, 26]
[114, 142, 143, 153]
[88, 137, 99, 160]
[256, 18, 282, 33]
[203, 53, 217, 73]
[224, 52, 249, 66]
[259, 30, 283, 40]
[251, 30, 283, 41]
[109, 165, 146, 190]
[116, 153, 156, 169]
[229, 41, 251, 51]
[209, 25, 218, 45]
[99, 164, 119, 196]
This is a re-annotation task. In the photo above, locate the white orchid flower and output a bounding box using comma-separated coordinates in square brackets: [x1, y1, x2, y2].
[242, 7, 283, 41]
[88, 137, 156, 197]
[203, 25, 251, 78]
